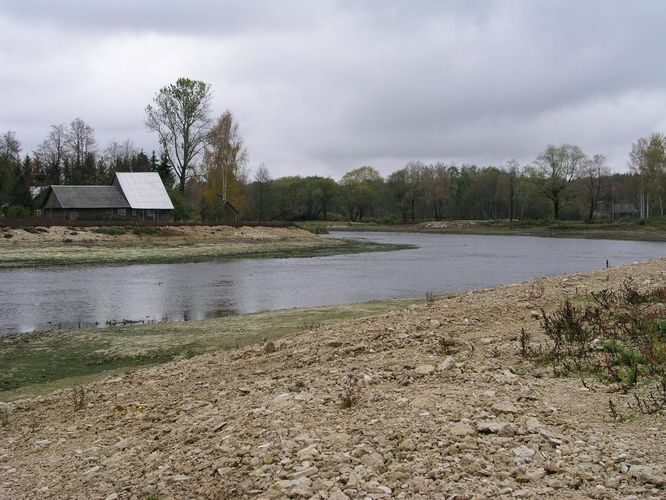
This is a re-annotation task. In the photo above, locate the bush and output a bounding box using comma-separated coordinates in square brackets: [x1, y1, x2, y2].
[6, 205, 32, 219]
[536, 279, 665, 389]
[93, 227, 126, 236]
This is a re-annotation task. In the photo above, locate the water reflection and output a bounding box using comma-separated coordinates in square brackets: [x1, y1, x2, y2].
[0, 232, 664, 335]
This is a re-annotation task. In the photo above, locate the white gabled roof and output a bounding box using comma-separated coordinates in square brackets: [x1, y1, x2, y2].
[113, 172, 174, 210]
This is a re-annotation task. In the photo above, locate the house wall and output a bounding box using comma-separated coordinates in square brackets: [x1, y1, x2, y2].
[43, 208, 173, 222]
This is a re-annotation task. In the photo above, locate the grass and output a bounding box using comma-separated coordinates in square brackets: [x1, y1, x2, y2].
[0, 296, 432, 400]
[0, 238, 411, 269]
[309, 219, 666, 242]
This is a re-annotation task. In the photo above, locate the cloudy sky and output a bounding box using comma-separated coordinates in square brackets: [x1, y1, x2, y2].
[2, 0, 666, 179]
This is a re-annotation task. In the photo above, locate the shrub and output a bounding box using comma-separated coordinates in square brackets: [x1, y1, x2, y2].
[93, 227, 126, 236]
[535, 279, 665, 390]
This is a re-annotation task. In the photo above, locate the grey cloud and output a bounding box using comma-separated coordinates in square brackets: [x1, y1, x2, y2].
[2, 1, 666, 177]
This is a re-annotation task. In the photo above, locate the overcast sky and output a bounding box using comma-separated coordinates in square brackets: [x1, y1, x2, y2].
[2, 1, 666, 179]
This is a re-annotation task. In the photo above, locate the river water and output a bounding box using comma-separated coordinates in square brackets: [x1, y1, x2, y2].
[0, 232, 664, 335]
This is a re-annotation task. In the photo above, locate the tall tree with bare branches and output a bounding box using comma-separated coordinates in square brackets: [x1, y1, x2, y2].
[145, 78, 212, 193]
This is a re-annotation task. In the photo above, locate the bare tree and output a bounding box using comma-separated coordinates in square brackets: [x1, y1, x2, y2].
[578, 154, 610, 222]
[254, 163, 271, 221]
[34, 124, 66, 184]
[145, 78, 212, 193]
[531, 144, 587, 220]
[505, 159, 521, 222]
[65, 118, 97, 184]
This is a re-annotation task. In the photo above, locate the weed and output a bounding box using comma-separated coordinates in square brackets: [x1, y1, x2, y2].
[630, 376, 666, 414]
[519, 327, 531, 357]
[339, 374, 361, 409]
[93, 227, 126, 236]
[425, 291, 435, 303]
[527, 279, 545, 300]
[533, 280, 665, 392]
[71, 386, 86, 411]
[608, 398, 624, 422]
[0, 403, 8, 426]
[302, 321, 322, 331]
[3, 233, 12, 239]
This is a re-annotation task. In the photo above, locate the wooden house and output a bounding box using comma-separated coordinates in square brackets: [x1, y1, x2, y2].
[41, 172, 174, 222]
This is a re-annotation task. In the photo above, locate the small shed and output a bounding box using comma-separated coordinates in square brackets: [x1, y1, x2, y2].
[41, 172, 174, 222]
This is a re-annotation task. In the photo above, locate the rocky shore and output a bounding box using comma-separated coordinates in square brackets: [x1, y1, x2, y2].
[1, 259, 664, 499]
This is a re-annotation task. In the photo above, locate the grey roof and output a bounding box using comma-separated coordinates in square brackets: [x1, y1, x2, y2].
[114, 172, 174, 210]
[46, 186, 130, 209]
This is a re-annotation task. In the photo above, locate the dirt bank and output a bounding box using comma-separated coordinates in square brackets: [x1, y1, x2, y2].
[0, 260, 664, 499]
[0, 225, 399, 268]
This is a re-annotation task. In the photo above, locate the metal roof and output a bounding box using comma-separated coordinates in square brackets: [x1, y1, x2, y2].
[46, 186, 130, 209]
[113, 172, 174, 210]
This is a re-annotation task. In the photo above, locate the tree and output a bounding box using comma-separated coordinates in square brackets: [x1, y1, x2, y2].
[254, 163, 271, 221]
[340, 166, 383, 221]
[145, 78, 212, 193]
[629, 133, 666, 219]
[200, 111, 248, 220]
[34, 124, 66, 185]
[0, 132, 22, 211]
[505, 160, 520, 222]
[65, 118, 97, 184]
[531, 144, 587, 219]
[577, 154, 610, 222]
[154, 151, 175, 189]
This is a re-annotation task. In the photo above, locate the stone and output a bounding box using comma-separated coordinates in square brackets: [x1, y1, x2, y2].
[450, 422, 476, 437]
[415, 364, 435, 375]
[491, 401, 520, 414]
[360, 452, 386, 472]
[271, 477, 313, 497]
[291, 466, 319, 479]
[524, 417, 542, 433]
[629, 465, 665, 487]
[476, 420, 509, 435]
[512, 445, 536, 461]
[399, 438, 416, 451]
[297, 444, 319, 460]
[438, 356, 456, 371]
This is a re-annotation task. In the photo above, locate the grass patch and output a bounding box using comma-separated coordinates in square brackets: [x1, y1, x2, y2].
[92, 227, 126, 236]
[0, 297, 429, 400]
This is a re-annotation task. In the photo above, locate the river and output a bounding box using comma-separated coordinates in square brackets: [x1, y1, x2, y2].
[0, 231, 664, 335]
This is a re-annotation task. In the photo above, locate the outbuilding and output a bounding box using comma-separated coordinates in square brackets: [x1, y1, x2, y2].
[41, 172, 174, 222]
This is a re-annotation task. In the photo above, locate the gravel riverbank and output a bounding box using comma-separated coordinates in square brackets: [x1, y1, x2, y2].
[0, 259, 664, 499]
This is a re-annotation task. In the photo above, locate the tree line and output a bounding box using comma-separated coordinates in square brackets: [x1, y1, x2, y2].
[1, 76, 665, 223]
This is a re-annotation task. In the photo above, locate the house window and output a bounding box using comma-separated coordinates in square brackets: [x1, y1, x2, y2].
[146, 210, 154, 217]
[117, 209, 127, 216]
[132, 209, 137, 216]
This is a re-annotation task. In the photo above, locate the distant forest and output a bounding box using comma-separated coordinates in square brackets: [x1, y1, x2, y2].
[1, 79, 665, 224]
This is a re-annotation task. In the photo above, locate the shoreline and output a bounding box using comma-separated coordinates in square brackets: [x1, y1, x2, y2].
[307, 220, 666, 242]
[0, 225, 409, 269]
[0, 258, 664, 497]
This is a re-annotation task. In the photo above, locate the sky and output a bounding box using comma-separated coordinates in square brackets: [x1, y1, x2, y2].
[2, 0, 666, 179]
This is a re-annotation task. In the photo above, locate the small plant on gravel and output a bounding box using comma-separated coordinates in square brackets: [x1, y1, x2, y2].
[535, 280, 665, 393]
[339, 374, 361, 409]
[93, 227, 126, 236]
[630, 376, 666, 414]
[425, 291, 435, 304]
[0, 403, 9, 427]
[527, 279, 546, 300]
[519, 327, 532, 357]
[71, 386, 86, 411]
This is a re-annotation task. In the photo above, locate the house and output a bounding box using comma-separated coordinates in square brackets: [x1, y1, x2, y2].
[41, 172, 174, 222]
